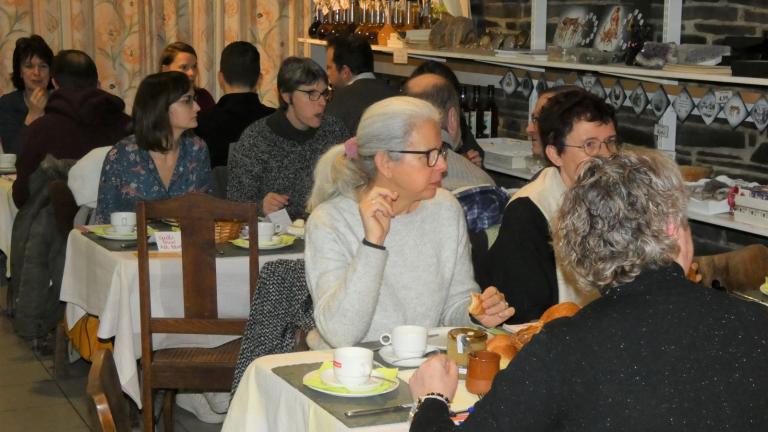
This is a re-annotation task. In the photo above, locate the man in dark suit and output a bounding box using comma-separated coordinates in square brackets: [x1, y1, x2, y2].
[325, 35, 398, 133]
[196, 41, 275, 167]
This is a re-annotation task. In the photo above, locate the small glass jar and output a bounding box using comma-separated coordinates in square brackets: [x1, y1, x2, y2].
[447, 328, 487, 371]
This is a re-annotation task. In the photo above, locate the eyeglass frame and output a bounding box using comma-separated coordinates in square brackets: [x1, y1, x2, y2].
[295, 88, 331, 101]
[176, 93, 198, 107]
[562, 136, 621, 156]
[388, 144, 448, 167]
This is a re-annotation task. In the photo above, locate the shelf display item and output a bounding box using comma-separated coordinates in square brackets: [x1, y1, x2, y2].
[519, 72, 533, 99]
[608, 81, 626, 110]
[629, 83, 648, 116]
[589, 78, 606, 101]
[552, 7, 598, 48]
[750, 96, 768, 132]
[594, 6, 626, 52]
[649, 86, 670, 120]
[673, 87, 695, 123]
[697, 90, 720, 126]
[724, 93, 748, 129]
[500, 70, 517, 97]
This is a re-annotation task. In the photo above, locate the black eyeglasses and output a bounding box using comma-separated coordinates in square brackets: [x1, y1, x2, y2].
[177, 94, 198, 106]
[296, 88, 331, 101]
[563, 136, 621, 156]
[388, 145, 448, 167]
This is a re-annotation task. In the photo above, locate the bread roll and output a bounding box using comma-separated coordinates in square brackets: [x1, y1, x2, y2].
[540, 302, 581, 324]
[486, 333, 519, 369]
[468, 292, 484, 315]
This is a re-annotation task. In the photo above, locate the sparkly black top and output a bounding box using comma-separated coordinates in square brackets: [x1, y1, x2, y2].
[411, 264, 768, 431]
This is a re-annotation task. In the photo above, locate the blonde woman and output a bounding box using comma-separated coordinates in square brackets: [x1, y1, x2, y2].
[304, 96, 513, 349]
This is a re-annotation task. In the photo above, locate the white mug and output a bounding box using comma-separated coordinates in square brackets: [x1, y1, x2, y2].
[0, 153, 16, 167]
[333, 347, 373, 387]
[257, 221, 275, 242]
[379, 325, 427, 359]
[110, 212, 136, 234]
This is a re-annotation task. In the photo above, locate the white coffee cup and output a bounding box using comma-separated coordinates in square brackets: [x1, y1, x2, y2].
[110, 212, 136, 234]
[333, 347, 373, 387]
[0, 153, 16, 167]
[257, 221, 275, 242]
[379, 325, 428, 359]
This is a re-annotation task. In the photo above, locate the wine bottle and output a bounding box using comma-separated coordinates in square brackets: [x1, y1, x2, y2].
[469, 86, 479, 138]
[459, 86, 469, 125]
[477, 85, 498, 138]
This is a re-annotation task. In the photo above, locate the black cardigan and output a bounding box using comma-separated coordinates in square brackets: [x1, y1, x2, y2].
[412, 264, 768, 432]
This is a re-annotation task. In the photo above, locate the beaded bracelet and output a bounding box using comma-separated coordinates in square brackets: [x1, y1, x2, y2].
[417, 392, 451, 408]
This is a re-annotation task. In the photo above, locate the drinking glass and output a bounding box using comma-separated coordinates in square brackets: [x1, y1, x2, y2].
[465, 350, 500, 397]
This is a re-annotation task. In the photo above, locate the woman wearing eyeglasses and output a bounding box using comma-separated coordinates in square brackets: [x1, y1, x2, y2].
[227, 57, 350, 218]
[304, 96, 514, 349]
[94, 71, 211, 223]
[479, 90, 619, 324]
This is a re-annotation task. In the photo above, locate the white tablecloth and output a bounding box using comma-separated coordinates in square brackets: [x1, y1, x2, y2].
[0, 175, 18, 277]
[59, 229, 303, 407]
[223, 350, 476, 432]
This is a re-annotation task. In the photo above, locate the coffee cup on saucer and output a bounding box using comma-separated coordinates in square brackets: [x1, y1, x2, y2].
[379, 325, 427, 359]
[110, 211, 136, 234]
[333, 347, 373, 387]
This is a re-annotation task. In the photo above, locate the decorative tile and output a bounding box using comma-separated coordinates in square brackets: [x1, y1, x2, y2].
[519, 72, 534, 99]
[535, 78, 548, 94]
[723, 93, 748, 129]
[589, 78, 606, 100]
[697, 89, 720, 126]
[608, 81, 625, 110]
[750, 95, 768, 132]
[649, 86, 670, 120]
[554, 77, 566, 87]
[673, 87, 694, 123]
[629, 83, 648, 115]
[500, 70, 518, 97]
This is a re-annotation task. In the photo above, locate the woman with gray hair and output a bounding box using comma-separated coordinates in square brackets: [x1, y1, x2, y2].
[305, 96, 514, 348]
[408, 151, 768, 431]
[227, 56, 349, 218]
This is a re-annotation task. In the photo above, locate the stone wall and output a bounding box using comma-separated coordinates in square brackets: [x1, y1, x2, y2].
[469, 0, 768, 185]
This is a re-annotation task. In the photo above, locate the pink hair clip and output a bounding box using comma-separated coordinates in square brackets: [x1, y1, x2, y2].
[344, 136, 359, 160]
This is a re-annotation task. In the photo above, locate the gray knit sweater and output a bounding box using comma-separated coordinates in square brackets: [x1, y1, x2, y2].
[305, 188, 477, 348]
[227, 110, 350, 217]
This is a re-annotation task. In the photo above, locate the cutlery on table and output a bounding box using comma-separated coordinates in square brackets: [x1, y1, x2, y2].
[344, 403, 414, 417]
[390, 349, 441, 364]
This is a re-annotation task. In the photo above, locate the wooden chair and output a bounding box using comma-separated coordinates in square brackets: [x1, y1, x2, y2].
[137, 193, 259, 431]
[87, 349, 131, 432]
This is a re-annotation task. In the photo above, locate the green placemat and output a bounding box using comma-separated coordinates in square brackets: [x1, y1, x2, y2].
[272, 362, 413, 428]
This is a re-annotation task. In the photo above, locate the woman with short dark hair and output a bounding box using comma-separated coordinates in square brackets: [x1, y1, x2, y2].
[227, 57, 350, 218]
[94, 71, 211, 223]
[480, 90, 619, 323]
[0, 34, 53, 154]
[159, 41, 216, 111]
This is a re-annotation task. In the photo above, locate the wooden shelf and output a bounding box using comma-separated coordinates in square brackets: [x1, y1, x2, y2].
[299, 38, 768, 88]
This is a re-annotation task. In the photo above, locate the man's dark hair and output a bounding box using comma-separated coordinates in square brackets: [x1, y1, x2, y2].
[403, 73, 458, 129]
[220, 41, 261, 88]
[538, 90, 617, 155]
[133, 71, 192, 153]
[326, 35, 373, 75]
[52, 50, 98, 89]
[411, 61, 461, 95]
[11, 35, 54, 91]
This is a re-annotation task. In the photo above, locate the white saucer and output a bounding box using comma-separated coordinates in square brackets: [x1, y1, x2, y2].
[302, 369, 399, 398]
[0, 166, 16, 174]
[379, 345, 439, 368]
[95, 226, 137, 240]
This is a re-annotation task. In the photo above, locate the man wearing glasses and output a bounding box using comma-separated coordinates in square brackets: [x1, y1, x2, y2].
[479, 90, 620, 324]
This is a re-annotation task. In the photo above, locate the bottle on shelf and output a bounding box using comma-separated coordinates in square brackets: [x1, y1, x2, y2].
[377, 0, 395, 46]
[308, 2, 322, 38]
[327, 7, 343, 39]
[354, 0, 369, 39]
[476, 85, 498, 138]
[419, 0, 431, 29]
[345, 0, 358, 36]
[317, 2, 332, 40]
[468, 85, 479, 138]
[459, 86, 469, 125]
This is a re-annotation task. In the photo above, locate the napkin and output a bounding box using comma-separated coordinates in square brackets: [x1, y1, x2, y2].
[303, 361, 398, 394]
[86, 225, 156, 236]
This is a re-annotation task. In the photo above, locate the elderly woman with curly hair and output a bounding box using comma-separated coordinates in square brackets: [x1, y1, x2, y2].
[408, 151, 768, 432]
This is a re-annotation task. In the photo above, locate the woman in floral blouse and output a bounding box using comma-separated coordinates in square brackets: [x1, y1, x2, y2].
[94, 71, 212, 223]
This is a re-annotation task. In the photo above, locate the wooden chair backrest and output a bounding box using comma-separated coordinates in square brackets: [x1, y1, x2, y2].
[137, 192, 259, 340]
